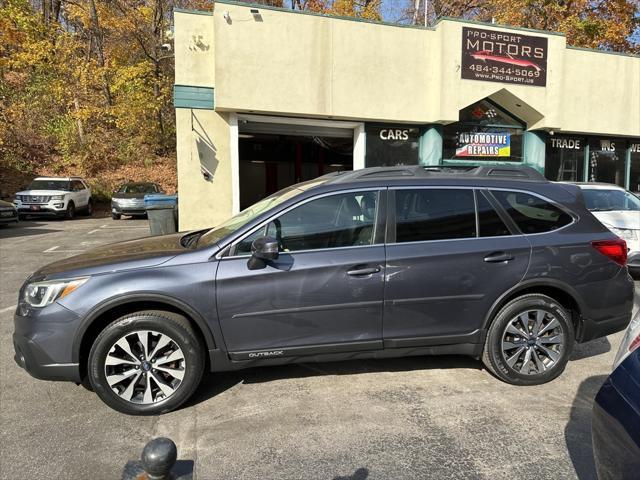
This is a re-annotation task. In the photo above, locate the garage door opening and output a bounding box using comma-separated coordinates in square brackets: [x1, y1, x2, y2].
[237, 118, 355, 210]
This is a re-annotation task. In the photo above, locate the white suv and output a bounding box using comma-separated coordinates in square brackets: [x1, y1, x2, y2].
[14, 177, 93, 220]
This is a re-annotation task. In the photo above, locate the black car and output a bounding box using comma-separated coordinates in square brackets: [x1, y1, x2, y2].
[0, 199, 19, 224]
[13, 166, 635, 415]
[111, 182, 162, 219]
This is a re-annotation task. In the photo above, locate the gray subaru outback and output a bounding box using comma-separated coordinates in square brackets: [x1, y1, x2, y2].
[13, 166, 635, 415]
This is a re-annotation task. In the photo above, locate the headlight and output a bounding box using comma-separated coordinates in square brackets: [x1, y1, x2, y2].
[607, 225, 638, 241]
[50, 195, 65, 200]
[23, 277, 89, 308]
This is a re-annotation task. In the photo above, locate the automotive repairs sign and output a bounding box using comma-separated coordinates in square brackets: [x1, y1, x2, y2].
[456, 132, 511, 157]
[461, 27, 548, 86]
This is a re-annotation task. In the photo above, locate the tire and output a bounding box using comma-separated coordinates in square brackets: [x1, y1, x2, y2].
[87, 310, 205, 415]
[482, 294, 574, 386]
[65, 202, 75, 220]
[85, 199, 93, 216]
[111, 213, 121, 220]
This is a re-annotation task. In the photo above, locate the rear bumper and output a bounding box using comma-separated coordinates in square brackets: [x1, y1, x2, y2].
[576, 267, 635, 342]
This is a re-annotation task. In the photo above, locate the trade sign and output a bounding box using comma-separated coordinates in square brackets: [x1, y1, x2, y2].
[461, 27, 548, 86]
[456, 132, 511, 157]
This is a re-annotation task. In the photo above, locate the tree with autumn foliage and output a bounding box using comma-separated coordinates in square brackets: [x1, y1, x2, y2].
[398, 0, 639, 53]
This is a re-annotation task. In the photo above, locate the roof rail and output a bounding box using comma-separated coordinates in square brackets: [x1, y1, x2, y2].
[422, 165, 546, 181]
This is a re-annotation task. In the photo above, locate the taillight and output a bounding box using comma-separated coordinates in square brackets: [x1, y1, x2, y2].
[629, 334, 640, 354]
[591, 239, 627, 266]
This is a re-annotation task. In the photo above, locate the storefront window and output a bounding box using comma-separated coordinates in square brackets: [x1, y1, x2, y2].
[630, 142, 640, 193]
[443, 100, 524, 162]
[588, 138, 625, 187]
[365, 125, 420, 167]
[545, 136, 585, 182]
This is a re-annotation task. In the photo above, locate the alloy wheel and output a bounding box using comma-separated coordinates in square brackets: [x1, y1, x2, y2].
[104, 330, 186, 404]
[500, 309, 564, 375]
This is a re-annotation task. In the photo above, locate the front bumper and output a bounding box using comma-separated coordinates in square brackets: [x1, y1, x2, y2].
[15, 201, 67, 216]
[13, 302, 82, 382]
[111, 200, 147, 216]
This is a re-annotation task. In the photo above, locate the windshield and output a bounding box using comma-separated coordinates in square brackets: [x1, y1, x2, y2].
[118, 183, 157, 194]
[583, 189, 640, 212]
[198, 178, 329, 248]
[28, 180, 70, 191]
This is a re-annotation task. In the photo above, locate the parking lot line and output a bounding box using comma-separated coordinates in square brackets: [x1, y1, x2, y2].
[0, 305, 16, 314]
[43, 245, 85, 253]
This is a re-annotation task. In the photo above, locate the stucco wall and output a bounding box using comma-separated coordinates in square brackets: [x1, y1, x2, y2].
[175, 11, 232, 230]
[201, 3, 639, 135]
[173, 5, 639, 229]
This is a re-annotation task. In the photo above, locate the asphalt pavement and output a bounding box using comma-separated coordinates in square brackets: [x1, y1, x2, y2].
[0, 216, 638, 480]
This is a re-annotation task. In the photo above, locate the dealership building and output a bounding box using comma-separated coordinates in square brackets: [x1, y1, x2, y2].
[173, 2, 640, 230]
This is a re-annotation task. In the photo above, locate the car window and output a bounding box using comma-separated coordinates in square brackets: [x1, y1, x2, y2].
[395, 189, 476, 243]
[28, 180, 70, 191]
[118, 184, 158, 194]
[582, 189, 640, 212]
[477, 191, 511, 237]
[71, 180, 84, 191]
[491, 190, 572, 234]
[234, 191, 379, 255]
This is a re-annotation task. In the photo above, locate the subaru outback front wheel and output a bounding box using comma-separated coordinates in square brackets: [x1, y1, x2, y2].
[482, 294, 574, 385]
[87, 310, 205, 415]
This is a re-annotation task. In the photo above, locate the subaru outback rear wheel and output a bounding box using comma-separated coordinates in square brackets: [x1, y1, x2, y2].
[482, 294, 574, 385]
[88, 310, 204, 415]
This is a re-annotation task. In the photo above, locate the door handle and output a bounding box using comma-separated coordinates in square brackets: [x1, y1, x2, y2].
[347, 267, 381, 276]
[483, 252, 514, 263]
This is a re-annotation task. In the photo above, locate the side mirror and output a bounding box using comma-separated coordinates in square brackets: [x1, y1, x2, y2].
[247, 236, 279, 270]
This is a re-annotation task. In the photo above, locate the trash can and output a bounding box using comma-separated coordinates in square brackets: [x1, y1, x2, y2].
[144, 194, 178, 236]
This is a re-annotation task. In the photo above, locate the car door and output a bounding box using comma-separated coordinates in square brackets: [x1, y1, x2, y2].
[383, 187, 531, 347]
[216, 189, 386, 360]
[70, 180, 86, 207]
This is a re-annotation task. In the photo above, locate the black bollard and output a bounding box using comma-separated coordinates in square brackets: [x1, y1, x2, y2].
[122, 437, 193, 480]
[141, 438, 178, 480]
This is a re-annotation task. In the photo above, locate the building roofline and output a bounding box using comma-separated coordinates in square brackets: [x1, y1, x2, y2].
[173, 7, 213, 16]
[183, 1, 640, 59]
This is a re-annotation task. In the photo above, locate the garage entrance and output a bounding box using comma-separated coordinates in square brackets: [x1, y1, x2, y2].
[236, 116, 362, 210]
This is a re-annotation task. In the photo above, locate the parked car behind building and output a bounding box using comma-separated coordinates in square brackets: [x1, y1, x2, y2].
[13, 177, 92, 219]
[13, 166, 635, 415]
[111, 182, 163, 220]
[573, 183, 640, 277]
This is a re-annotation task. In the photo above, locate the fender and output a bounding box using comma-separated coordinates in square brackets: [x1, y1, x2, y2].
[71, 291, 217, 363]
[481, 278, 587, 331]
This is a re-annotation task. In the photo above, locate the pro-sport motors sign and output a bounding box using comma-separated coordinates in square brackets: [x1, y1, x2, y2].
[461, 27, 548, 87]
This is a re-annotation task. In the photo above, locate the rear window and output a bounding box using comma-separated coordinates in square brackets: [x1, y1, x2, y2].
[491, 190, 572, 234]
[395, 189, 476, 242]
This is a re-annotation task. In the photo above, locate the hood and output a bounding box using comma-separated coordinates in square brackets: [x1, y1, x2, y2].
[35, 232, 187, 278]
[112, 192, 149, 200]
[591, 210, 640, 229]
[16, 189, 69, 196]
